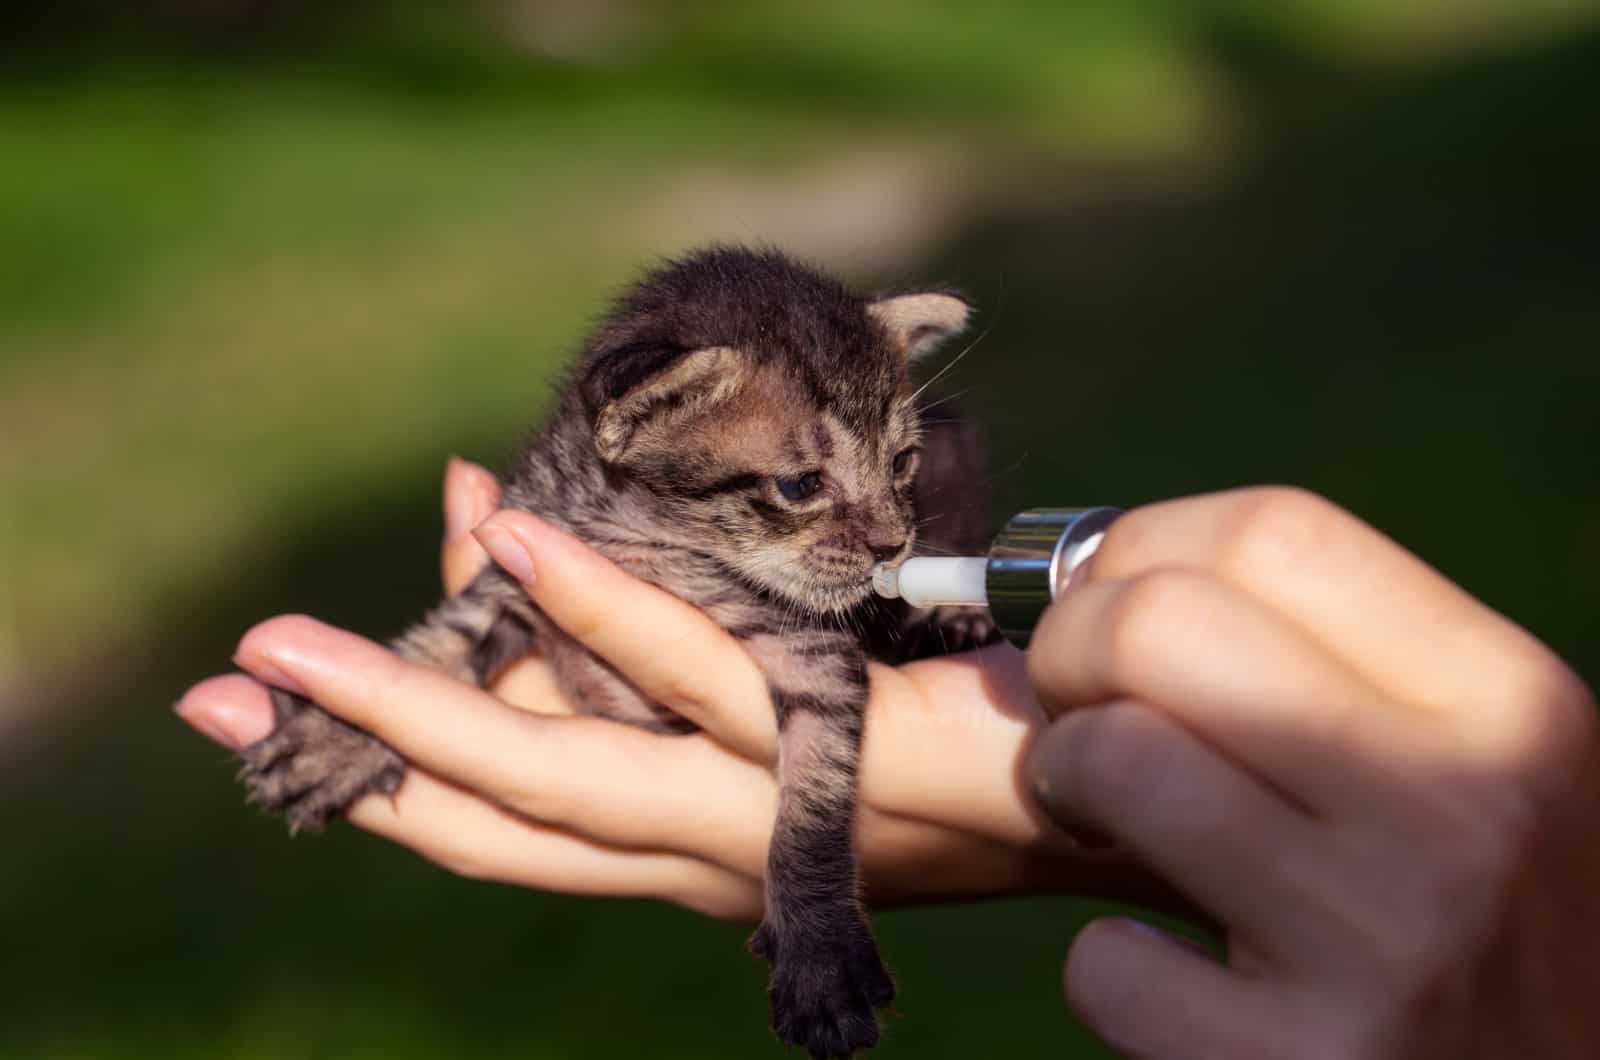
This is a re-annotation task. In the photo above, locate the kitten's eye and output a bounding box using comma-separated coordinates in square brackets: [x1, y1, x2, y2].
[776, 471, 822, 502]
[892, 447, 919, 476]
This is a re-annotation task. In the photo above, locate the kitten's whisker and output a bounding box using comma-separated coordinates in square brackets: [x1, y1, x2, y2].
[916, 387, 972, 415]
[909, 544, 971, 557]
[910, 323, 991, 405]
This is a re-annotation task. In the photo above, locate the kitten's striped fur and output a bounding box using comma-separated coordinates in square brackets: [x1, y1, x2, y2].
[239, 246, 997, 1059]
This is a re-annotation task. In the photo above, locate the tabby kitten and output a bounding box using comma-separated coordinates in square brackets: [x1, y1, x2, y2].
[239, 246, 996, 1059]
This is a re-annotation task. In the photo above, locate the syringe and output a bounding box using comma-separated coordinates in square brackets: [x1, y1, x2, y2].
[871, 507, 1123, 647]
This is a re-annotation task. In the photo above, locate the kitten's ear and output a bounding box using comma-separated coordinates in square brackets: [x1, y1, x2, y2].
[591, 345, 747, 465]
[867, 290, 972, 363]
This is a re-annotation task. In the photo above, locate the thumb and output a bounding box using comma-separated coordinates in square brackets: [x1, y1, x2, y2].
[442, 457, 503, 595]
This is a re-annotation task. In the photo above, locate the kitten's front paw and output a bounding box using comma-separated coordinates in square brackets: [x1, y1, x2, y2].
[897, 604, 1001, 661]
[239, 690, 405, 833]
[752, 915, 895, 1058]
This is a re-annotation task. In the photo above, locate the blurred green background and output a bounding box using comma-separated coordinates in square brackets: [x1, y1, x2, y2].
[4, 2, 1597, 1057]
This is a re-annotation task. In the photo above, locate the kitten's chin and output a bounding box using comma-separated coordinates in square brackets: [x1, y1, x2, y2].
[739, 559, 876, 615]
[785, 577, 875, 616]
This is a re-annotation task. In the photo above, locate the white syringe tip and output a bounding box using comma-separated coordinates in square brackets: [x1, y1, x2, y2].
[874, 557, 989, 608]
[871, 563, 902, 600]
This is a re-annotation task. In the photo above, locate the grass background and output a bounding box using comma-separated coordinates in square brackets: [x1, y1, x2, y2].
[4, 2, 1598, 1057]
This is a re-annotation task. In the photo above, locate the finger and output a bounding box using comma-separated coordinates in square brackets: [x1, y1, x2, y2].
[860, 806, 1201, 921]
[176, 673, 276, 747]
[860, 648, 1056, 847]
[181, 672, 1188, 917]
[1066, 917, 1287, 1060]
[1029, 701, 1326, 956]
[442, 457, 503, 595]
[471, 510, 777, 762]
[487, 654, 579, 717]
[1028, 566, 1430, 815]
[858, 652, 1207, 919]
[857, 805, 1058, 905]
[351, 768, 762, 920]
[234, 615, 778, 876]
[1090, 488, 1566, 725]
[174, 675, 760, 919]
[233, 624, 1126, 903]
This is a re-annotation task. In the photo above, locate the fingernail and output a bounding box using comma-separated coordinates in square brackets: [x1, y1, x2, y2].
[1029, 726, 1115, 850]
[1113, 917, 1171, 943]
[178, 699, 265, 749]
[1063, 551, 1094, 595]
[231, 653, 308, 697]
[444, 457, 475, 541]
[175, 685, 275, 749]
[174, 698, 236, 747]
[1107, 917, 1216, 959]
[1034, 774, 1114, 849]
[473, 522, 536, 585]
[469, 468, 501, 526]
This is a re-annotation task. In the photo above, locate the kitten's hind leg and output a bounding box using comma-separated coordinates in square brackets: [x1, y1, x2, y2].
[240, 565, 538, 832]
[752, 705, 894, 1058]
[747, 635, 893, 1059]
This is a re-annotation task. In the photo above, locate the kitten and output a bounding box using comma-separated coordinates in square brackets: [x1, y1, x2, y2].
[239, 245, 997, 1059]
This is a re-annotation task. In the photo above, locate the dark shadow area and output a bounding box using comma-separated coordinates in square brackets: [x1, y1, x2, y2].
[5, 18, 1597, 1060]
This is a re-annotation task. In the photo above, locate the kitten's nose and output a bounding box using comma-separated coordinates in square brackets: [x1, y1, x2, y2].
[867, 538, 908, 563]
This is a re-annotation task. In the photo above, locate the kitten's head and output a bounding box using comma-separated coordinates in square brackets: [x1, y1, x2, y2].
[579, 246, 972, 613]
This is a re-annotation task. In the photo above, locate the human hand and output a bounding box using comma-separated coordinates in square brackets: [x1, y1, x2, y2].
[1024, 487, 1600, 1059]
[177, 459, 1180, 920]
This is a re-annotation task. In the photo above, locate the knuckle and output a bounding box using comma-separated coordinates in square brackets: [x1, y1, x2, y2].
[558, 600, 608, 644]
[662, 875, 754, 922]
[1310, 847, 1488, 1060]
[1450, 783, 1540, 891]
[1215, 485, 1342, 577]
[1425, 835, 1510, 919]
[500, 731, 578, 823]
[1370, 829, 1514, 1004]
[434, 845, 497, 883]
[1481, 651, 1598, 802]
[1443, 761, 1530, 870]
[504, 767, 566, 825]
[443, 856, 488, 882]
[649, 667, 704, 714]
[1100, 568, 1209, 677]
[1090, 507, 1158, 577]
[1522, 658, 1598, 760]
[1291, 690, 1367, 762]
[1369, 935, 1466, 1045]
[1472, 771, 1559, 875]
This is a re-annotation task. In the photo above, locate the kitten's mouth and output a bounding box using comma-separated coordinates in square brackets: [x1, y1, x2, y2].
[791, 547, 913, 613]
[798, 572, 879, 614]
